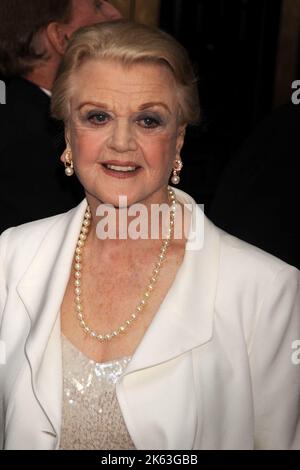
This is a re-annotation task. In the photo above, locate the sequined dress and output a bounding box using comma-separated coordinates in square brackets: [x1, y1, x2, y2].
[59, 334, 136, 450]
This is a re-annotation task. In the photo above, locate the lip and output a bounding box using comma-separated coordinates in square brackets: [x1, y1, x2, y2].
[102, 160, 142, 167]
[100, 161, 142, 179]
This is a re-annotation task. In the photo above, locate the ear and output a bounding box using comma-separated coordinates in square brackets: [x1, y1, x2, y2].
[65, 128, 71, 146]
[61, 129, 71, 162]
[46, 22, 69, 56]
[61, 148, 68, 163]
[176, 124, 187, 156]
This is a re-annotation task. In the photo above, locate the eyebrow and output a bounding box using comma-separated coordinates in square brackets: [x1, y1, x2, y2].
[138, 102, 171, 114]
[77, 101, 172, 114]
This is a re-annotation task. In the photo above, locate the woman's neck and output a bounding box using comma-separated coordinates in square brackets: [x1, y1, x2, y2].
[84, 189, 174, 253]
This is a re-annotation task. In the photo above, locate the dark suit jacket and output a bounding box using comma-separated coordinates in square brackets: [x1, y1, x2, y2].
[0, 77, 84, 233]
[208, 103, 300, 269]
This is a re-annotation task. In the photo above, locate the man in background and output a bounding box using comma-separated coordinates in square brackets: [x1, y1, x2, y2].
[0, 1, 121, 232]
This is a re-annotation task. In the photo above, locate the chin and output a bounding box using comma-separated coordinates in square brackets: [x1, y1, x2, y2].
[92, 191, 140, 209]
[90, 184, 165, 209]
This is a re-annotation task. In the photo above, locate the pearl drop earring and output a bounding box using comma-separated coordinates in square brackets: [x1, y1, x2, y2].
[171, 158, 183, 185]
[64, 148, 74, 176]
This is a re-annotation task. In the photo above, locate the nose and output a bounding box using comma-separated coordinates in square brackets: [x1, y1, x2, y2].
[108, 119, 138, 153]
[102, 1, 122, 20]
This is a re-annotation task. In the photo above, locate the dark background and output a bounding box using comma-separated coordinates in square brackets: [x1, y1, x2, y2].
[159, 0, 286, 210]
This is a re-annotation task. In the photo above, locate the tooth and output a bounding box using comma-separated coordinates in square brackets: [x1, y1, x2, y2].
[106, 164, 136, 172]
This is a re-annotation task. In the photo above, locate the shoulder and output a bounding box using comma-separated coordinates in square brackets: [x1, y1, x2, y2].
[216, 220, 298, 281]
[218, 224, 291, 274]
[1, 78, 51, 139]
[0, 207, 77, 269]
[206, 220, 299, 356]
[2, 210, 65, 235]
[0, 198, 86, 296]
[177, 186, 296, 275]
[176, 186, 296, 275]
[6, 77, 49, 107]
[212, 220, 299, 306]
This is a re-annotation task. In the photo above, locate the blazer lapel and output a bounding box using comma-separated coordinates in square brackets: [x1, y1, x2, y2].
[16, 199, 88, 441]
[117, 191, 221, 449]
[124, 189, 220, 375]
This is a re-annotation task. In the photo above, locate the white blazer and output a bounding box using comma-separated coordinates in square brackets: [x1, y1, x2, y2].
[0, 188, 299, 450]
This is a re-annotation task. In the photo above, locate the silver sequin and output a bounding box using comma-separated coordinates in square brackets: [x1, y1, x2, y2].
[59, 335, 136, 450]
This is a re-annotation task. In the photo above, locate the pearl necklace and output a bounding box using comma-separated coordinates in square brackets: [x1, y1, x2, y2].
[73, 187, 177, 342]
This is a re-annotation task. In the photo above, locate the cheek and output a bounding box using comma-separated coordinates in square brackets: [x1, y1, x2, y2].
[70, 127, 105, 165]
[141, 133, 178, 168]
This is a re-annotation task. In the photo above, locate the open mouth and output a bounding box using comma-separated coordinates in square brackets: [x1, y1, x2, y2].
[101, 162, 142, 176]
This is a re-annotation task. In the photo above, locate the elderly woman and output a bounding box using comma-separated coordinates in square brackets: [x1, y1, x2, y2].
[0, 20, 299, 451]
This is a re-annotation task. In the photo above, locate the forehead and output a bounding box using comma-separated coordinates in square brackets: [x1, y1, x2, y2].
[69, 59, 179, 109]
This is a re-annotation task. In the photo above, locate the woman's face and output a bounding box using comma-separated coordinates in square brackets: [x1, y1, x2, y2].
[65, 59, 186, 208]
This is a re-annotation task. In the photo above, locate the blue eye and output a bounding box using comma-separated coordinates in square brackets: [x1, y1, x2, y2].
[138, 115, 162, 129]
[87, 111, 110, 125]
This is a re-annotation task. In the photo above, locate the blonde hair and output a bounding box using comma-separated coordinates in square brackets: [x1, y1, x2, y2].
[51, 20, 200, 125]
